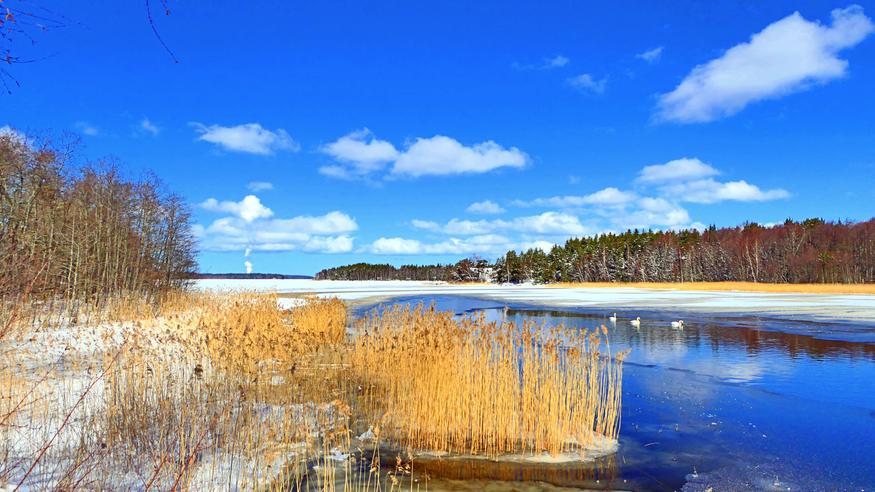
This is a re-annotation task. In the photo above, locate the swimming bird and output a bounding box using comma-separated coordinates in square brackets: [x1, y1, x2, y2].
[630, 317, 641, 328]
[671, 320, 684, 329]
[608, 312, 617, 323]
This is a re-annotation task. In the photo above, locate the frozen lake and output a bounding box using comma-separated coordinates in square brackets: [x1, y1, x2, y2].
[195, 280, 875, 490]
[194, 279, 875, 324]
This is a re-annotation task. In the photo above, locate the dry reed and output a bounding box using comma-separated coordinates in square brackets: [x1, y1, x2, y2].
[352, 304, 627, 458]
[2, 292, 625, 491]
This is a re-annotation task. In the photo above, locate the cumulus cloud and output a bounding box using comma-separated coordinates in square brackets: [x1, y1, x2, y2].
[412, 212, 588, 236]
[247, 181, 274, 192]
[200, 195, 274, 222]
[657, 5, 874, 123]
[319, 129, 399, 175]
[191, 122, 300, 155]
[321, 131, 527, 179]
[366, 234, 545, 256]
[392, 136, 527, 177]
[660, 178, 791, 204]
[466, 200, 505, 215]
[567, 73, 607, 94]
[637, 158, 720, 183]
[637, 157, 789, 203]
[140, 118, 160, 136]
[196, 196, 357, 254]
[636, 46, 664, 63]
[517, 187, 638, 208]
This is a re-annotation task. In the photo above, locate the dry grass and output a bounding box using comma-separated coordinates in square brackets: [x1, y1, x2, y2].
[2, 292, 625, 491]
[546, 281, 875, 295]
[352, 304, 627, 458]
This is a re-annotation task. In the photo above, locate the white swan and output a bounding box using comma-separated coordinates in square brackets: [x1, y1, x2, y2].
[671, 320, 685, 329]
[630, 317, 641, 328]
[608, 312, 617, 323]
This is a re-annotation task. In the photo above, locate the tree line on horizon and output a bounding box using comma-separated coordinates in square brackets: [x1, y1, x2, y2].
[0, 131, 197, 304]
[315, 218, 875, 284]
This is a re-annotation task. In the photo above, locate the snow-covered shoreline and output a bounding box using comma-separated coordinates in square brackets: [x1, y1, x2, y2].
[194, 279, 875, 323]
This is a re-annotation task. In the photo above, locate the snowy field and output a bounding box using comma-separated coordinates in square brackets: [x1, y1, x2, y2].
[194, 279, 875, 323]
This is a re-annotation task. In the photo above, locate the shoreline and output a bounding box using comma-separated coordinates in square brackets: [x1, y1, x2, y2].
[543, 281, 875, 295]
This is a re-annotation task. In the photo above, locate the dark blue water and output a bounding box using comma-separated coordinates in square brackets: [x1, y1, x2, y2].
[356, 295, 875, 491]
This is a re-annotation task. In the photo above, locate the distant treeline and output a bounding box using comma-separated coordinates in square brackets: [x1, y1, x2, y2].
[494, 219, 875, 284]
[1, 131, 197, 302]
[192, 273, 313, 280]
[315, 262, 456, 281]
[317, 218, 875, 285]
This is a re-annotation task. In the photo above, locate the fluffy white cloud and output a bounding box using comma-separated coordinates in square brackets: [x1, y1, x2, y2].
[660, 178, 790, 204]
[567, 73, 607, 94]
[638, 158, 719, 183]
[518, 187, 638, 208]
[636, 158, 789, 203]
[198, 214, 356, 253]
[140, 118, 160, 136]
[200, 195, 273, 222]
[367, 234, 536, 256]
[657, 6, 874, 123]
[191, 122, 300, 155]
[247, 181, 274, 192]
[392, 136, 527, 177]
[636, 46, 664, 63]
[196, 195, 356, 254]
[320, 132, 527, 179]
[615, 197, 692, 229]
[412, 212, 588, 236]
[466, 200, 505, 215]
[319, 129, 399, 174]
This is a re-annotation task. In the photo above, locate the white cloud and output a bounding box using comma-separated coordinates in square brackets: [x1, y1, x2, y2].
[247, 181, 274, 192]
[191, 122, 300, 155]
[197, 196, 358, 254]
[392, 136, 528, 177]
[616, 197, 692, 229]
[660, 178, 790, 204]
[657, 5, 874, 123]
[140, 118, 160, 136]
[545, 55, 570, 68]
[636, 158, 790, 203]
[567, 73, 607, 94]
[244, 260, 253, 274]
[367, 234, 525, 256]
[369, 237, 424, 255]
[319, 129, 399, 175]
[320, 132, 527, 179]
[412, 212, 588, 236]
[74, 121, 100, 136]
[200, 195, 273, 222]
[513, 55, 570, 70]
[636, 46, 664, 63]
[638, 158, 720, 183]
[466, 200, 505, 215]
[518, 187, 638, 208]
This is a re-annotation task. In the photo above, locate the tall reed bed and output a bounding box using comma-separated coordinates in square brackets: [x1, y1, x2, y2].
[2, 293, 626, 490]
[352, 304, 627, 458]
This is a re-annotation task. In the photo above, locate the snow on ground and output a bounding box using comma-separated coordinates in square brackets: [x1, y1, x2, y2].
[194, 279, 875, 323]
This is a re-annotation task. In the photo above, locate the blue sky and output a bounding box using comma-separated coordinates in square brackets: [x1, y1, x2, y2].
[4, 1, 875, 274]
